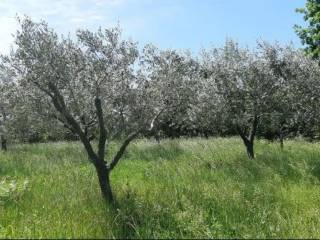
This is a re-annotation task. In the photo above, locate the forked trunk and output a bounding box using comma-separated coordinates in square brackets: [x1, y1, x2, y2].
[95, 163, 114, 203]
[238, 114, 258, 159]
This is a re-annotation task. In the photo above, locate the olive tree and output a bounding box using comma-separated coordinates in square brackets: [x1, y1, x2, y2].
[4, 17, 168, 203]
[197, 49, 235, 138]
[139, 44, 200, 139]
[258, 42, 320, 146]
[201, 40, 280, 159]
[0, 64, 15, 151]
[286, 47, 320, 140]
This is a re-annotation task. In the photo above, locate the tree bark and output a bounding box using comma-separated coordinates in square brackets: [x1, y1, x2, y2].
[245, 140, 254, 159]
[1, 136, 7, 151]
[279, 128, 284, 149]
[237, 114, 259, 159]
[95, 162, 114, 203]
[238, 133, 255, 159]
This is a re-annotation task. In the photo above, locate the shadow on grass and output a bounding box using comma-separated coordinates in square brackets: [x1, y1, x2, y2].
[106, 188, 178, 239]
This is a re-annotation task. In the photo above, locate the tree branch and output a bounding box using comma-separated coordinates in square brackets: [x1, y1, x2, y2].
[47, 82, 98, 163]
[148, 107, 166, 131]
[107, 106, 168, 171]
[236, 125, 249, 145]
[34, 81, 54, 98]
[108, 131, 140, 171]
[50, 113, 76, 134]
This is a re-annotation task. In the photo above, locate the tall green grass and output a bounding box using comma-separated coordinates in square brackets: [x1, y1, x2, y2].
[1, 137, 320, 238]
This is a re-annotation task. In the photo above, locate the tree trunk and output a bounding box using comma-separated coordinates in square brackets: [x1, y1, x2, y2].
[204, 132, 209, 139]
[155, 132, 161, 144]
[1, 136, 7, 151]
[237, 114, 258, 160]
[279, 129, 284, 149]
[245, 141, 254, 159]
[239, 136, 255, 159]
[95, 163, 114, 203]
[238, 130, 255, 159]
[280, 136, 284, 149]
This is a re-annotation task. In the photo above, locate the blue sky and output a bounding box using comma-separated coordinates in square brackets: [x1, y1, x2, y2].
[0, 0, 307, 54]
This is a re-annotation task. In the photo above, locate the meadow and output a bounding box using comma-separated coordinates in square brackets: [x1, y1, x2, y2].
[1, 137, 320, 239]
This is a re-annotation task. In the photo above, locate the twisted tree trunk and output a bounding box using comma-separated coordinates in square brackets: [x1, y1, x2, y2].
[46, 84, 148, 204]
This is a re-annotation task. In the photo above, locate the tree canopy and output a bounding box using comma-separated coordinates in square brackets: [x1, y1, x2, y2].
[1, 16, 320, 201]
[295, 0, 320, 59]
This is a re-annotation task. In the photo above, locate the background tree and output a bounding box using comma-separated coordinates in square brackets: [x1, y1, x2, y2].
[257, 43, 298, 148]
[295, 0, 320, 59]
[0, 63, 15, 151]
[289, 48, 320, 140]
[201, 40, 280, 159]
[139, 45, 200, 139]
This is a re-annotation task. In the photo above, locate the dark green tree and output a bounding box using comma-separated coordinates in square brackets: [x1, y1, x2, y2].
[295, 0, 320, 59]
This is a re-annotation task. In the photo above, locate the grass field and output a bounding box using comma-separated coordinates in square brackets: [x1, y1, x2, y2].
[1, 137, 320, 238]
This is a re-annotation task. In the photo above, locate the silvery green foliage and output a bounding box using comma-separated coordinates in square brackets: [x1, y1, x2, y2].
[200, 40, 277, 138]
[139, 44, 200, 136]
[4, 17, 160, 141]
[1, 57, 48, 143]
[4, 17, 180, 201]
[2, 16, 320, 144]
[261, 41, 320, 139]
[284, 45, 320, 138]
[199, 40, 320, 141]
[0, 63, 14, 147]
[256, 42, 319, 139]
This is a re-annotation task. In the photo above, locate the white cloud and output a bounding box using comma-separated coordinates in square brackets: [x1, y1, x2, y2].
[0, 0, 131, 54]
[0, 0, 185, 54]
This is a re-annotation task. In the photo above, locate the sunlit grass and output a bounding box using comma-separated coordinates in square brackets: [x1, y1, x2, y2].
[1, 137, 320, 238]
